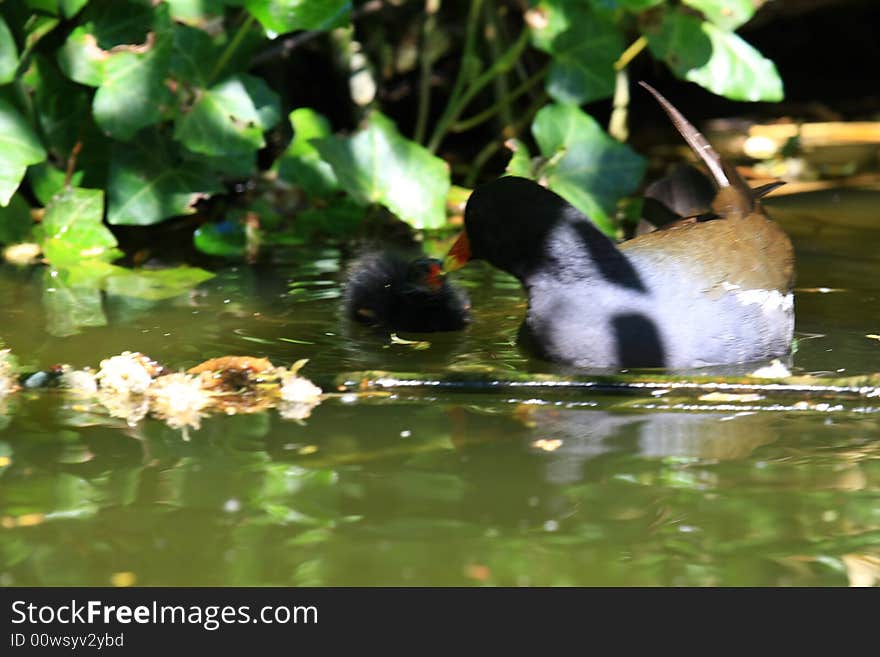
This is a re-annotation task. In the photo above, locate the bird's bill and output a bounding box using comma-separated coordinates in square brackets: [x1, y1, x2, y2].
[443, 231, 471, 272]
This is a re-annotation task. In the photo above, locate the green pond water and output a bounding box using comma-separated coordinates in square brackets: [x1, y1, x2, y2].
[1, 189, 879, 586]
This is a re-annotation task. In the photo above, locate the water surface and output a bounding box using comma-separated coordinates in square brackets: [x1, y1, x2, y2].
[1, 190, 878, 586]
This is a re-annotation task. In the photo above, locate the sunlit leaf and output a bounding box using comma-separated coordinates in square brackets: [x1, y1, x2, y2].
[312, 112, 450, 229]
[56, 26, 108, 86]
[39, 187, 121, 265]
[683, 0, 756, 31]
[504, 139, 534, 178]
[0, 99, 47, 206]
[600, 0, 664, 9]
[529, 0, 623, 104]
[240, 74, 281, 131]
[92, 16, 173, 139]
[274, 108, 339, 196]
[166, 0, 227, 26]
[531, 103, 645, 235]
[107, 130, 222, 226]
[646, 10, 783, 102]
[173, 75, 268, 157]
[60, 0, 89, 18]
[27, 163, 84, 206]
[0, 194, 33, 244]
[245, 0, 351, 36]
[0, 17, 20, 85]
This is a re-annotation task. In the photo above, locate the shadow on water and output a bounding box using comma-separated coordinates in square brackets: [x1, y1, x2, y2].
[0, 190, 879, 586]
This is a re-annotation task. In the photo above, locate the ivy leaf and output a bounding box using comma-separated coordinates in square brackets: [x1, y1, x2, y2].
[504, 138, 534, 178]
[683, 0, 756, 31]
[28, 163, 84, 206]
[245, 0, 351, 36]
[173, 75, 268, 157]
[646, 10, 783, 102]
[274, 108, 339, 196]
[531, 103, 645, 235]
[0, 17, 20, 85]
[107, 130, 222, 226]
[56, 26, 109, 86]
[603, 0, 664, 9]
[0, 194, 34, 244]
[0, 99, 47, 206]
[240, 74, 281, 130]
[312, 112, 450, 230]
[166, 0, 227, 27]
[93, 23, 173, 139]
[60, 0, 89, 18]
[529, 0, 623, 104]
[39, 187, 122, 266]
[170, 22, 218, 87]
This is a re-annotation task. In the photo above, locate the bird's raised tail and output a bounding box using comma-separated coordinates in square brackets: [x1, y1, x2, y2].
[638, 81, 758, 220]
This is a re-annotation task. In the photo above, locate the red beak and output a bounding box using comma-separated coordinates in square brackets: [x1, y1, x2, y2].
[443, 231, 471, 272]
[425, 262, 444, 291]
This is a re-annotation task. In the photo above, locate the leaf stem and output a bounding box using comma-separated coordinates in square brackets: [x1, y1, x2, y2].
[209, 13, 255, 85]
[451, 64, 546, 133]
[463, 89, 547, 187]
[414, 0, 441, 144]
[608, 69, 630, 142]
[428, 21, 529, 153]
[614, 35, 647, 71]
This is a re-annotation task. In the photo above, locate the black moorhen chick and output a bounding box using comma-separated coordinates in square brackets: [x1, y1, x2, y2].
[343, 250, 470, 332]
[445, 83, 795, 369]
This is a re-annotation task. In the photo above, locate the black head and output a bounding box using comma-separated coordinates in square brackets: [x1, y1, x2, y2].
[343, 251, 470, 332]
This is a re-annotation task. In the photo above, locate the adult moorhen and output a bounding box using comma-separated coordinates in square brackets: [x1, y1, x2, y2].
[445, 83, 795, 369]
[343, 250, 470, 332]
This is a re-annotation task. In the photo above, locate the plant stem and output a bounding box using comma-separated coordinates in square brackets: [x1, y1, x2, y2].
[464, 89, 547, 187]
[614, 35, 647, 71]
[484, 0, 513, 128]
[452, 64, 546, 133]
[414, 0, 441, 144]
[608, 69, 630, 142]
[428, 22, 529, 153]
[209, 13, 255, 85]
[426, 0, 484, 152]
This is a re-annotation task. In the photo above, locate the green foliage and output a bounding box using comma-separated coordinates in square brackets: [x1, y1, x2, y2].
[312, 112, 451, 230]
[508, 104, 645, 235]
[530, 0, 624, 104]
[38, 187, 120, 265]
[244, 0, 351, 35]
[0, 0, 786, 260]
[0, 99, 46, 206]
[646, 9, 783, 102]
[107, 131, 222, 226]
[273, 108, 338, 197]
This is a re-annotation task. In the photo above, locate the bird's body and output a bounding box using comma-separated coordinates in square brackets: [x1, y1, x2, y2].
[343, 250, 470, 332]
[453, 84, 794, 369]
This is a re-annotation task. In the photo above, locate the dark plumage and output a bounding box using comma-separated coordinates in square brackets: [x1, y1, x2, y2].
[342, 250, 470, 332]
[448, 83, 795, 369]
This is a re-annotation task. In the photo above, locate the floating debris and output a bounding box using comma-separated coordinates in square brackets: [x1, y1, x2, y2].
[2, 243, 41, 266]
[146, 372, 214, 435]
[749, 359, 792, 379]
[0, 349, 19, 398]
[96, 352, 164, 396]
[1, 349, 325, 434]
